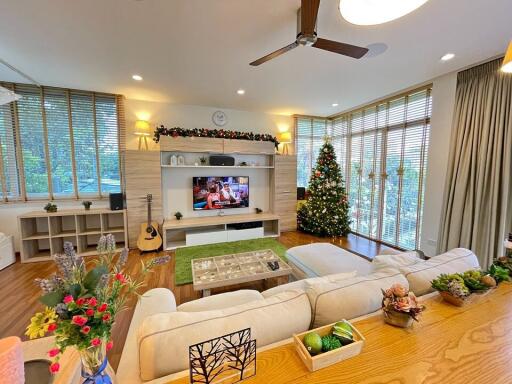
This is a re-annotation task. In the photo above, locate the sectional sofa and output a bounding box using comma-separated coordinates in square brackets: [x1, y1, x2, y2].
[117, 244, 480, 384]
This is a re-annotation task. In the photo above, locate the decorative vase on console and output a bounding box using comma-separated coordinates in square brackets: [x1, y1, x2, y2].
[381, 283, 425, 328]
[25, 234, 170, 382]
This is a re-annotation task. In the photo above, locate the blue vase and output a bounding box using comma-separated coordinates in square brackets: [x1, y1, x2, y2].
[79, 343, 112, 384]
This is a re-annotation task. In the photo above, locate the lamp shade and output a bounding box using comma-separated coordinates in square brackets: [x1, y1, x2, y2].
[279, 131, 292, 144]
[134, 120, 151, 136]
[502, 41, 512, 73]
[339, 0, 429, 25]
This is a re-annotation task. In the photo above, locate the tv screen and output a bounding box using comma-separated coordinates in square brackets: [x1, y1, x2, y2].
[193, 176, 249, 210]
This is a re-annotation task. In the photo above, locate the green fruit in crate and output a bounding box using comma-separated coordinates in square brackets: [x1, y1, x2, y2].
[321, 335, 342, 352]
[332, 322, 354, 344]
[303, 332, 323, 355]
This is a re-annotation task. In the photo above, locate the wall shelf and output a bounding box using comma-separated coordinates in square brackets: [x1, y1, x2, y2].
[17, 208, 127, 263]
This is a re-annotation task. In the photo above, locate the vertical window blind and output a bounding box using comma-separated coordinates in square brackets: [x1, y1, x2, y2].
[296, 86, 432, 249]
[0, 82, 124, 202]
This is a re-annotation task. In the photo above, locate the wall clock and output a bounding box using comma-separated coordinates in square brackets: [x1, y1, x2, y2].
[212, 110, 227, 127]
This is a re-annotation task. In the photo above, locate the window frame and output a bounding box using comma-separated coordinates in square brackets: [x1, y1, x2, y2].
[0, 82, 124, 203]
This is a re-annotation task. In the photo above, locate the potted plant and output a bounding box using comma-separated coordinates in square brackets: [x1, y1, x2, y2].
[25, 235, 169, 381]
[82, 201, 93, 211]
[44, 202, 58, 213]
[431, 274, 471, 306]
[381, 283, 425, 328]
[199, 156, 208, 165]
[174, 211, 183, 220]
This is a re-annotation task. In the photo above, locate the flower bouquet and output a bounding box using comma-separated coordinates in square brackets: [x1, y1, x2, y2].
[381, 284, 425, 328]
[26, 234, 169, 382]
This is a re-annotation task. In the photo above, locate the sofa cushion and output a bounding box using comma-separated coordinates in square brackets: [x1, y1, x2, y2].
[286, 243, 373, 278]
[138, 289, 311, 381]
[372, 251, 422, 271]
[306, 268, 408, 328]
[177, 290, 264, 312]
[399, 248, 480, 296]
[261, 271, 357, 298]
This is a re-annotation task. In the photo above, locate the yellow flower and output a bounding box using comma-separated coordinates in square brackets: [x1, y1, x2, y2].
[25, 307, 58, 340]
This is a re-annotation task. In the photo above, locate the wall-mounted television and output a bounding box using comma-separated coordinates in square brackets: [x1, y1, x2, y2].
[193, 176, 249, 210]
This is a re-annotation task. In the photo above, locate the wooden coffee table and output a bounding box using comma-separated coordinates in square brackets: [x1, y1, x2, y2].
[191, 249, 292, 297]
[170, 283, 512, 383]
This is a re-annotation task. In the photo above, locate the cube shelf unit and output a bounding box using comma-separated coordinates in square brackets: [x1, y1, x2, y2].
[18, 208, 127, 263]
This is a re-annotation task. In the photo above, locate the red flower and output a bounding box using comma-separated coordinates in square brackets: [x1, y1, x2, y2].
[47, 323, 57, 332]
[106, 340, 114, 351]
[80, 325, 91, 335]
[86, 309, 95, 317]
[49, 362, 60, 374]
[102, 313, 111, 322]
[76, 297, 86, 306]
[87, 297, 98, 307]
[115, 273, 127, 284]
[98, 303, 108, 313]
[71, 315, 88, 327]
[91, 338, 101, 347]
[63, 295, 74, 304]
[47, 348, 60, 358]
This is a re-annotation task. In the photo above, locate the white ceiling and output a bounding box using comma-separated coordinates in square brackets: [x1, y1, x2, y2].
[0, 0, 510, 116]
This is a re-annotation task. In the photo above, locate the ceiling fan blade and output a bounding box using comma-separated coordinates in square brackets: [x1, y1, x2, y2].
[313, 38, 369, 59]
[301, 0, 320, 35]
[250, 42, 299, 66]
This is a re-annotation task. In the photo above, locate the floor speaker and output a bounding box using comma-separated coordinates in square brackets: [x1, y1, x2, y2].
[109, 193, 124, 210]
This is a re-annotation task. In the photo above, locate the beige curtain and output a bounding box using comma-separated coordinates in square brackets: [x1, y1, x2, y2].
[439, 58, 512, 267]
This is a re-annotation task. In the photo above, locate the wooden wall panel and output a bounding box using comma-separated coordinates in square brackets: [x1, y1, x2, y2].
[272, 155, 297, 232]
[124, 150, 162, 247]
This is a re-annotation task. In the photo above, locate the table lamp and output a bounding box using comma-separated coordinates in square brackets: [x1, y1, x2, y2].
[279, 131, 292, 155]
[134, 120, 151, 150]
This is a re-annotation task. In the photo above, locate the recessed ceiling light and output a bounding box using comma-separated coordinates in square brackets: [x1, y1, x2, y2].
[132, 74, 143, 81]
[237, 89, 245, 95]
[440, 53, 455, 62]
[332, 103, 339, 107]
[339, 0, 430, 26]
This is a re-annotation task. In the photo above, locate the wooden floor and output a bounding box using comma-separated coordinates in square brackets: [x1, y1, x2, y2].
[0, 231, 394, 371]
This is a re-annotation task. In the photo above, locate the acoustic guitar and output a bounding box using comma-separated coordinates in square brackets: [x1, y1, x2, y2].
[137, 194, 162, 252]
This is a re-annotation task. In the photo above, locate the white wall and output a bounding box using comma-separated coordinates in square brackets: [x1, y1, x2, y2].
[420, 71, 458, 255]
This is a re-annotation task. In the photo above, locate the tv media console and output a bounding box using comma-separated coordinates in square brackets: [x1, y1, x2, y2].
[161, 213, 280, 249]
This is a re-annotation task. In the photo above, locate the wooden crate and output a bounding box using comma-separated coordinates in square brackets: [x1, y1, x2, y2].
[293, 320, 365, 372]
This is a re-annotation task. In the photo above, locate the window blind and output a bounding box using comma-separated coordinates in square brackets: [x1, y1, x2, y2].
[0, 82, 124, 202]
[330, 86, 432, 249]
[295, 116, 328, 187]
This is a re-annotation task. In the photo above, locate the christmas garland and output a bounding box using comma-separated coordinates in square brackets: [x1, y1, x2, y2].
[153, 125, 280, 148]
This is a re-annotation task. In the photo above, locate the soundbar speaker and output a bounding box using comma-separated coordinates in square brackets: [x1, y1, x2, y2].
[109, 193, 124, 211]
[297, 187, 306, 200]
[209, 155, 235, 166]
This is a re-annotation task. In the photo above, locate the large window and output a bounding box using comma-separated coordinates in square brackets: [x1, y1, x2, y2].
[296, 86, 432, 249]
[0, 83, 123, 202]
[296, 117, 328, 188]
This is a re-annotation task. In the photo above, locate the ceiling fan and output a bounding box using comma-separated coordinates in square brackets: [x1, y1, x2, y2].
[250, 0, 369, 66]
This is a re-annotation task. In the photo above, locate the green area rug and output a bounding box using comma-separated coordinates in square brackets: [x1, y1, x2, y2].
[175, 238, 288, 285]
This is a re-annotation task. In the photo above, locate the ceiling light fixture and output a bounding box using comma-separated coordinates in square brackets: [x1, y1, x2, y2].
[501, 41, 512, 73]
[339, 0, 429, 26]
[132, 74, 143, 81]
[440, 53, 455, 62]
[237, 89, 245, 95]
[332, 103, 339, 107]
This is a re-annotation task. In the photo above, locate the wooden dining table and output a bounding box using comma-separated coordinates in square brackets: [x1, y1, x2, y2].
[169, 283, 512, 384]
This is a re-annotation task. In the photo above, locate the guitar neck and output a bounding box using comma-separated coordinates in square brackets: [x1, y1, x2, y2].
[147, 200, 152, 224]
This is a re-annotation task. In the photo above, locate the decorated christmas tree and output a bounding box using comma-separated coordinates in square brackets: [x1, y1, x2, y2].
[297, 138, 351, 237]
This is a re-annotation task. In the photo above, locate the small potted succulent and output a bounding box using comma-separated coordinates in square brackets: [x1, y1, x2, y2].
[82, 201, 93, 211]
[381, 283, 425, 328]
[431, 271, 495, 307]
[199, 156, 208, 165]
[174, 211, 183, 220]
[44, 202, 58, 213]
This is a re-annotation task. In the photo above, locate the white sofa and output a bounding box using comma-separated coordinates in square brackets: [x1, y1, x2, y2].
[117, 246, 480, 384]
